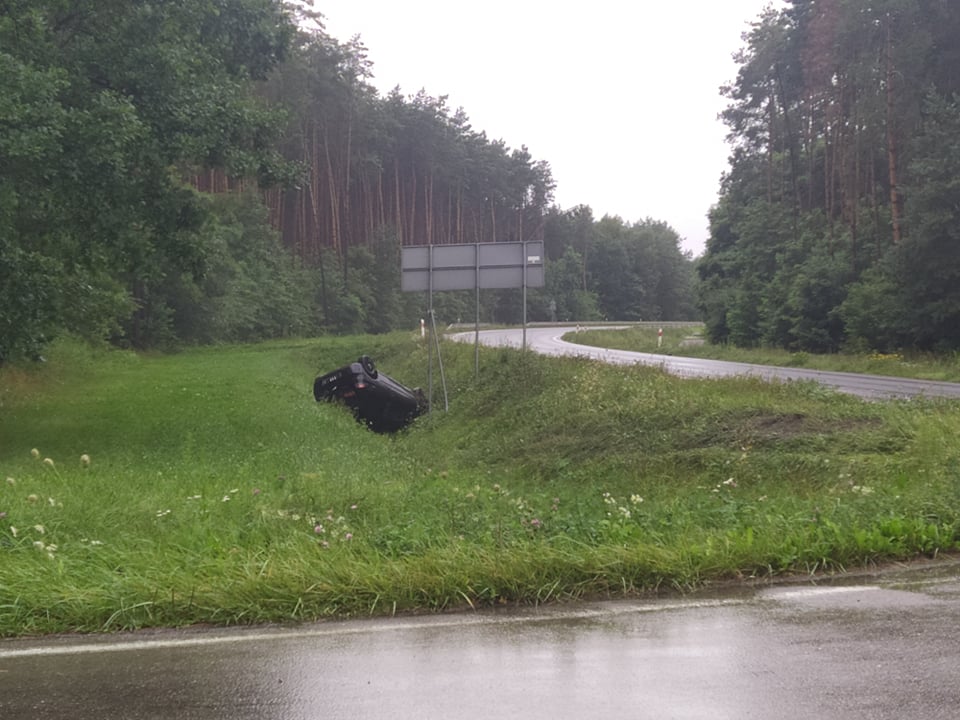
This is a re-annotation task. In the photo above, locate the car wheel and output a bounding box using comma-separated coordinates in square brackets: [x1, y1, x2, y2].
[359, 355, 378, 379]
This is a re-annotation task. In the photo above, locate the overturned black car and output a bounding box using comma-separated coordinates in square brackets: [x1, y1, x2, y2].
[313, 355, 428, 433]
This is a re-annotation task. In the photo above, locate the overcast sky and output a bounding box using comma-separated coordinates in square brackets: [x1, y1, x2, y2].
[318, 1, 784, 257]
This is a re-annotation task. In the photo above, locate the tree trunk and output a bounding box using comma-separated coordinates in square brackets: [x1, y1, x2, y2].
[306, 159, 329, 319]
[774, 63, 801, 214]
[767, 94, 775, 203]
[408, 168, 417, 245]
[886, 17, 903, 245]
[394, 160, 403, 246]
[456, 184, 463, 244]
[869, 149, 882, 259]
[343, 114, 353, 252]
[426, 168, 433, 245]
[321, 124, 341, 257]
[377, 170, 385, 228]
[850, 94, 860, 271]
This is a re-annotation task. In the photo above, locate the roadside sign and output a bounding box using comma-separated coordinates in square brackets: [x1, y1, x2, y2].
[401, 241, 544, 292]
[400, 241, 545, 403]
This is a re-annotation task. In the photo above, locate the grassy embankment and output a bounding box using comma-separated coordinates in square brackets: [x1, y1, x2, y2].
[2, 330, 960, 637]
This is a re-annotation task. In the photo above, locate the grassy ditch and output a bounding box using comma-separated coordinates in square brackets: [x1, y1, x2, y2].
[2, 333, 960, 636]
[570, 325, 960, 382]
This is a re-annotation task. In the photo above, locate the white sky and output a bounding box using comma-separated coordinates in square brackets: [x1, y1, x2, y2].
[318, 1, 784, 257]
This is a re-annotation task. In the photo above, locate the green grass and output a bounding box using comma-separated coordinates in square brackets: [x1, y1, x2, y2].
[2, 332, 960, 636]
[569, 325, 960, 382]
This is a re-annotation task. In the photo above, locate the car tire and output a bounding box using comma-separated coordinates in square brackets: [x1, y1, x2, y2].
[359, 355, 378, 379]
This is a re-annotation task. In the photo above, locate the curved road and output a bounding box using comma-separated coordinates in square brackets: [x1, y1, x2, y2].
[453, 326, 960, 401]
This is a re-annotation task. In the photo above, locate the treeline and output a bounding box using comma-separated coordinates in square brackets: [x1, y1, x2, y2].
[254, 29, 694, 326]
[0, 1, 695, 361]
[698, 0, 960, 352]
[1, 0, 298, 357]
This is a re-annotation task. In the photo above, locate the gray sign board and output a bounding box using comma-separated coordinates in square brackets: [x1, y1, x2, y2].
[401, 241, 544, 292]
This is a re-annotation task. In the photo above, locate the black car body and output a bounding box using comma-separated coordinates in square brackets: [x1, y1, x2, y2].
[313, 355, 427, 433]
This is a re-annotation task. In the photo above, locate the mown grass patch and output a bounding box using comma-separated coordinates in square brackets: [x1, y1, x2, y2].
[2, 333, 960, 636]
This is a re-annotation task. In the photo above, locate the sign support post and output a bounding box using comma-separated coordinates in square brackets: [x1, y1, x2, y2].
[475, 245, 481, 377]
[401, 240, 545, 382]
[522, 248, 528, 352]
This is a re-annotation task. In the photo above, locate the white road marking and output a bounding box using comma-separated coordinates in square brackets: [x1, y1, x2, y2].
[764, 585, 879, 600]
[0, 597, 749, 660]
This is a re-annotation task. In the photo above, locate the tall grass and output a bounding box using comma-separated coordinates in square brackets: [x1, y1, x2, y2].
[2, 333, 960, 636]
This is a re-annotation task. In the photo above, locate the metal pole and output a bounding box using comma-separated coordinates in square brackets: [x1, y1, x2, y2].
[427, 245, 434, 415]
[431, 310, 449, 411]
[522, 242, 528, 352]
[475, 243, 480, 377]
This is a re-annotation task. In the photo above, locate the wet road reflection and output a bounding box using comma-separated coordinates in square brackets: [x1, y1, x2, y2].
[3, 561, 960, 719]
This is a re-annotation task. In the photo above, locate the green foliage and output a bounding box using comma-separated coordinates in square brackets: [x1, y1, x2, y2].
[702, 1, 960, 353]
[534, 246, 602, 322]
[161, 193, 318, 344]
[535, 210, 695, 323]
[840, 93, 960, 353]
[896, 92, 960, 349]
[587, 216, 695, 321]
[767, 238, 849, 352]
[0, 0, 297, 360]
[839, 262, 910, 353]
[0, 46, 68, 360]
[0, 240, 62, 361]
[336, 237, 423, 334]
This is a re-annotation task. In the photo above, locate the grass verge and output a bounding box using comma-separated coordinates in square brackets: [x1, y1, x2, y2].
[2, 333, 960, 636]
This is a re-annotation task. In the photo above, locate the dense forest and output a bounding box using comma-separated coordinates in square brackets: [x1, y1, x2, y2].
[698, 0, 960, 352]
[0, 0, 695, 361]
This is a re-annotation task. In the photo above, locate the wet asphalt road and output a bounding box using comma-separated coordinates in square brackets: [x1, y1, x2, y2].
[456, 326, 960, 400]
[2, 561, 960, 719]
